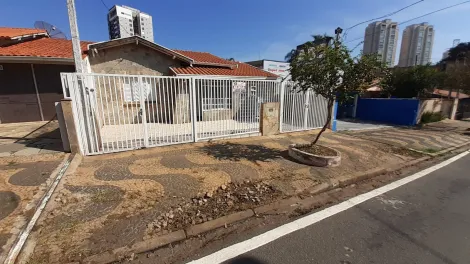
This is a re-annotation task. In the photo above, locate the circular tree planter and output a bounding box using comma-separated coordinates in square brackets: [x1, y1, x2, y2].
[288, 143, 341, 167]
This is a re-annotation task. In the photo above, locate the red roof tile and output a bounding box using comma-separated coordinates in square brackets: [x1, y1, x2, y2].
[173, 49, 236, 65]
[434, 89, 469, 99]
[171, 50, 278, 78]
[0, 38, 92, 59]
[0, 27, 47, 39]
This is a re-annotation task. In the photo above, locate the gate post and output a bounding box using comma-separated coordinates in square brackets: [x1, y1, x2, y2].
[303, 89, 310, 129]
[279, 80, 285, 133]
[190, 78, 198, 142]
[60, 98, 80, 154]
[139, 76, 149, 147]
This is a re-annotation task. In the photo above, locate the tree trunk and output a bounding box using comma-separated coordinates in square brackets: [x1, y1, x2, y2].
[311, 99, 334, 145]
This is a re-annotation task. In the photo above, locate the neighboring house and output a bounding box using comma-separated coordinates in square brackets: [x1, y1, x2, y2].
[245, 59, 290, 79]
[433, 89, 469, 99]
[0, 27, 90, 123]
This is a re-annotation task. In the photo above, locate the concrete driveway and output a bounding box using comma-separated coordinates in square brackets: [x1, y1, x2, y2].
[336, 119, 391, 131]
[344, 121, 470, 153]
[0, 121, 64, 157]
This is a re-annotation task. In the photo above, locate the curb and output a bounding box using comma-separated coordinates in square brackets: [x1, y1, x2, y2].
[78, 153, 447, 263]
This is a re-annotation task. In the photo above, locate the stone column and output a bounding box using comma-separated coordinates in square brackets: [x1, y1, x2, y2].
[450, 98, 459, 120]
[60, 99, 80, 154]
[260, 102, 280, 136]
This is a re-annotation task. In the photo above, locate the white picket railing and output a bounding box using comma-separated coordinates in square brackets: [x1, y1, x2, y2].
[61, 73, 328, 155]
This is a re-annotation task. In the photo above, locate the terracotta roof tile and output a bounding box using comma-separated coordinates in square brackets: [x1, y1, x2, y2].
[0, 27, 47, 39]
[171, 50, 278, 78]
[0, 38, 92, 59]
[434, 89, 469, 99]
[173, 49, 236, 65]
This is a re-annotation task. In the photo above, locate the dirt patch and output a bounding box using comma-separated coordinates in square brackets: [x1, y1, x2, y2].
[0, 191, 20, 221]
[382, 145, 425, 158]
[144, 181, 281, 238]
[295, 144, 338, 156]
[0, 232, 11, 255]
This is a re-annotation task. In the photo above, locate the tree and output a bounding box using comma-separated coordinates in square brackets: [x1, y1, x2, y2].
[443, 56, 470, 97]
[381, 65, 445, 98]
[442, 42, 470, 62]
[284, 35, 333, 62]
[288, 36, 386, 145]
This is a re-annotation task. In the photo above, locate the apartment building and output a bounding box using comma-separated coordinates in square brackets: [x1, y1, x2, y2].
[363, 19, 399, 67]
[398, 23, 435, 67]
[107, 5, 154, 42]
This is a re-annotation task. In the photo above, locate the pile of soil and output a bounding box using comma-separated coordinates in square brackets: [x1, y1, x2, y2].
[145, 181, 281, 238]
[296, 144, 337, 156]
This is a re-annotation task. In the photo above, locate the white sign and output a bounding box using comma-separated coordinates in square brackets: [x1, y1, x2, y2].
[263, 60, 290, 78]
[232, 82, 246, 92]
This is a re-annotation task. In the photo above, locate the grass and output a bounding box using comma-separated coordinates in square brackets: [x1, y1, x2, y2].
[422, 148, 439, 154]
[420, 112, 444, 124]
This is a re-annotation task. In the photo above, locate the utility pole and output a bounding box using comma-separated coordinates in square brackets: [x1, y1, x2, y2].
[67, 0, 84, 73]
[335, 27, 343, 44]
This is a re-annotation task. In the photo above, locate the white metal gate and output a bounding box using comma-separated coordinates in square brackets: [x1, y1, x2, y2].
[193, 78, 280, 140]
[280, 81, 329, 133]
[61, 73, 281, 155]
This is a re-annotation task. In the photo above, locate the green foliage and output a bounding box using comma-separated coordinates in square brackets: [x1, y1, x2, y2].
[442, 42, 470, 63]
[420, 111, 444, 124]
[289, 37, 386, 105]
[288, 36, 387, 144]
[381, 65, 445, 98]
[443, 59, 470, 95]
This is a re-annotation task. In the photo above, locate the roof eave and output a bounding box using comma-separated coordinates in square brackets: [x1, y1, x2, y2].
[0, 56, 75, 64]
[88, 36, 195, 64]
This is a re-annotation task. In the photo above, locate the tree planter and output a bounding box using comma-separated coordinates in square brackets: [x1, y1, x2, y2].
[288, 144, 341, 167]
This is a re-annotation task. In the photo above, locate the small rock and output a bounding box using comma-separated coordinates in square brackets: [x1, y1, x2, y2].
[205, 192, 213, 198]
[221, 185, 227, 190]
[168, 214, 174, 219]
[162, 221, 168, 227]
[227, 201, 234, 206]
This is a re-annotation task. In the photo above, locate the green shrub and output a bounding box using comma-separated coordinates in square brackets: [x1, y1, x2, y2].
[420, 112, 444, 124]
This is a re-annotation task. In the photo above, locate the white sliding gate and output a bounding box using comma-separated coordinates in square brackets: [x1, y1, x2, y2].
[61, 73, 281, 155]
[280, 81, 329, 133]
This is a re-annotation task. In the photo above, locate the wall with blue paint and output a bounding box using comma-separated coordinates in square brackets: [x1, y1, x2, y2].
[331, 101, 338, 131]
[356, 98, 419, 126]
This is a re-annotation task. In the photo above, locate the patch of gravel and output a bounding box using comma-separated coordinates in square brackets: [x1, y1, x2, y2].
[144, 181, 282, 239]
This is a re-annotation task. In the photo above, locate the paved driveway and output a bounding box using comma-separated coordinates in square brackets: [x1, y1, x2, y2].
[344, 122, 470, 153]
[336, 119, 391, 131]
[0, 121, 64, 157]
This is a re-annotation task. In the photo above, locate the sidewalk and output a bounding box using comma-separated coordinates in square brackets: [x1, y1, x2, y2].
[0, 152, 65, 263]
[23, 130, 423, 263]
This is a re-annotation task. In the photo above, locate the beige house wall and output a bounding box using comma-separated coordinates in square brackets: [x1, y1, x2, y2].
[88, 44, 190, 126]
[417, 98, 454, 123]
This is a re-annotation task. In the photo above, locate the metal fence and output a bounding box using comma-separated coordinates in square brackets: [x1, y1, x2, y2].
[280, 81, 329, 133]
[61, 73, 286, 155]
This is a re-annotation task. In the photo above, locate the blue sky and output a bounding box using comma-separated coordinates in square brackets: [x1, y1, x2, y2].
[1, 0, 469, 64]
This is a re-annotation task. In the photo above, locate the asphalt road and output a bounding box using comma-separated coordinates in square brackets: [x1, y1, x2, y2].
[223, 153, 470, 264]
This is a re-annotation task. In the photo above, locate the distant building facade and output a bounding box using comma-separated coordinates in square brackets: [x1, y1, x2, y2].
[245, 60, 289, 79]
[107, 5, 154, 42]
[398, 23, 435, 67]
[363, 19, 399, 67]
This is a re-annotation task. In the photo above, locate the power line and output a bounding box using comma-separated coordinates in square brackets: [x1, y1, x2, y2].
[344, 0, 470, 45]
[343, 0, 425, 41]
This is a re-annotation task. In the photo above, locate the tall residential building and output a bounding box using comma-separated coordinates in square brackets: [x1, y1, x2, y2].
[362, 19, 399, 67]
[107, 5, 154, 42]
[398, 23, 435, 67]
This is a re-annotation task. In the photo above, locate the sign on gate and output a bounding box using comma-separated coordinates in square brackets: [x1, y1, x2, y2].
[232, 81, 246, 92]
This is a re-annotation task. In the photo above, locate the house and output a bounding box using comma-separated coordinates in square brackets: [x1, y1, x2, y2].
[0, 27, 90, 123]
[84, 36, 279, 124]
[1, 30, 278, 124]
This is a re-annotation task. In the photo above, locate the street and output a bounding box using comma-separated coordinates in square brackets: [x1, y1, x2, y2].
[192, 152, 470, 264]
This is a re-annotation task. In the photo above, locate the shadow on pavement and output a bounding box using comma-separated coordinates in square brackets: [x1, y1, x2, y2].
[227, 256, 268, 264]
[200, 142, 283, 162]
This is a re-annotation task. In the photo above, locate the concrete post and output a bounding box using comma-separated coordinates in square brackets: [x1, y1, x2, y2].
[260, 102, 280, 136]
[61, 99, 80, 154]
[450, 98, 459, 120]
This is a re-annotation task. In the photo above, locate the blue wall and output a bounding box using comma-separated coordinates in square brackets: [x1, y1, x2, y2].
[356, 98, 419, 126]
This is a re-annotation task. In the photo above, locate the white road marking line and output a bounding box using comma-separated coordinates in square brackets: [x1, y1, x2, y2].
[187, 150, 470, 264]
